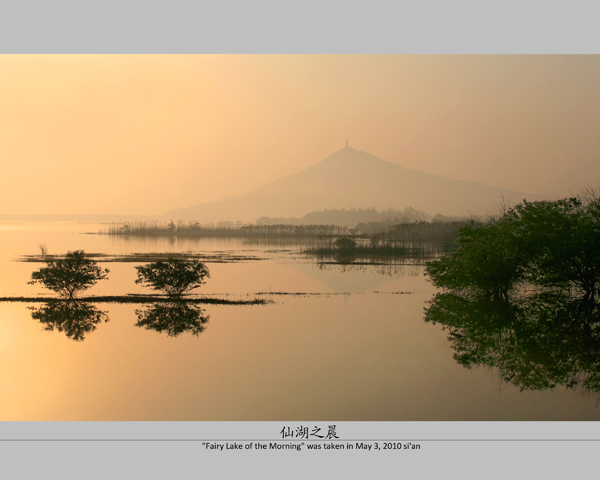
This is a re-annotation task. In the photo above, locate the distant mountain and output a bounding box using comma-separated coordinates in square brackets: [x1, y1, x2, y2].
[165, 146, 550, 221]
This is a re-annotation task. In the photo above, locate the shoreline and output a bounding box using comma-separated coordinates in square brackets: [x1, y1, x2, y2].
[0, 295, 269, 305]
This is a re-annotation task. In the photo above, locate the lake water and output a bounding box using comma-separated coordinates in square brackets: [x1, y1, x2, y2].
[1, 222, 599, 420]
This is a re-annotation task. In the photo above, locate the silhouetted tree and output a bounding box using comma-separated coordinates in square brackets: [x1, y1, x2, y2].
[135, 258, 210, 298]
[28, 250, 109, 298]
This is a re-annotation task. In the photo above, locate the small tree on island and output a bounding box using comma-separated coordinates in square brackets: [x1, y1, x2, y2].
[135, 258, 210, 298]
[28, 250, 109, 299]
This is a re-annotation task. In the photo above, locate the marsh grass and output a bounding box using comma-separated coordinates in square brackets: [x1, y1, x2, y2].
[105, 220, 468, 244]
[107, 221, 349, 238]
[19, 251, 264, 263]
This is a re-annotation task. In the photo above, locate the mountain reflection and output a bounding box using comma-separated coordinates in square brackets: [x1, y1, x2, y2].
[29, 301, 109, 341]
[135, 302, 209, 337]
[424, 292, 600, 393]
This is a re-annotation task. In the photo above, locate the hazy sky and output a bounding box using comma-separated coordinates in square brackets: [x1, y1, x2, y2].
[1, 55, 599, 215]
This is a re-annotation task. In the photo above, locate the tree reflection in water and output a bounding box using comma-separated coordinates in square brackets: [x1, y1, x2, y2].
[424, 291, 600, 393]
[29, 301, 109, 341]
[135, 302, 209, 337]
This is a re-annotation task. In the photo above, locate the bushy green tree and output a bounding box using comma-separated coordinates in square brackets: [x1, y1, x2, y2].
[426, 192, 600, 300]
[513, 197, 600, 298]
[425, 218, 526, 298]
[135, 258, 210, 298]
[28, 250, 109, 298]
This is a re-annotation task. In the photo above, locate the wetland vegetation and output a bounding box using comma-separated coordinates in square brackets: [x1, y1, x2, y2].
[3, 201, 600, 419]
[4, 250, 267, 343]
[19, 251, 263, 263]
[7, 191, 600, 393]
[28, 250, 109, 299]
[423, 191, 600, 394]
[0, 295, 267, 305]
[426, 193, 600, 300]
[134, 258, 211, 299]
[101, 212, 480, 277]
[107, 220, 350, 238]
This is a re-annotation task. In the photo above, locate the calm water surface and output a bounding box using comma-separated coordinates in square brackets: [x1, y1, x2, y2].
[1, 222, 599, 420]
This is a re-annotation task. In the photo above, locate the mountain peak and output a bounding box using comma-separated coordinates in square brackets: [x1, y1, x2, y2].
[318, 145, 401, 171]
[165, 146, 549, 221]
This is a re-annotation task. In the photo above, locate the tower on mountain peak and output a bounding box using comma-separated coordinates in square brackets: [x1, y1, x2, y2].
[346, 139, 349, 148]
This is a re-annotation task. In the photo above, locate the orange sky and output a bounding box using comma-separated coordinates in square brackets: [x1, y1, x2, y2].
[1, 55, 599, 215]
